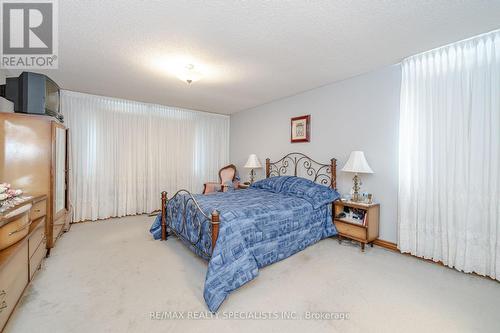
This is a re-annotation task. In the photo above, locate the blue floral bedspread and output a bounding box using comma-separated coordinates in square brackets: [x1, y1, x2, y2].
[150, 187, 338, 312]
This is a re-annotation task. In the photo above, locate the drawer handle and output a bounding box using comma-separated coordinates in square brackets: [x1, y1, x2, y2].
[0, 301, 6, 312]
[34, 209, 41, 213]
[8, 223, 30, 236]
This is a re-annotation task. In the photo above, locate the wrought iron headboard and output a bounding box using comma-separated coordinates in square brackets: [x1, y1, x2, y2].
[265, 152, 337, 189]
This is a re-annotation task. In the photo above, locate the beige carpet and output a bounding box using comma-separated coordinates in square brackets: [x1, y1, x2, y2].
[5, 215, 500, 333]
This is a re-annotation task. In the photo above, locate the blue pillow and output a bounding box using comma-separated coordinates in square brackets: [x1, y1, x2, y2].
[250, 176, 294, 193]
[251, 176, 339, 209]
[223, 180, 236, 192]
[279, 177, 339, 209]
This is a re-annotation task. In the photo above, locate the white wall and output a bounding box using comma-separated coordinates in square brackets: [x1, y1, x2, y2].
[230, 65, 401, 243]
[0, 70, 14, 112]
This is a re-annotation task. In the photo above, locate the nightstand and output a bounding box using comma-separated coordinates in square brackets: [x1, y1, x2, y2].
[333, 200, 379, 252]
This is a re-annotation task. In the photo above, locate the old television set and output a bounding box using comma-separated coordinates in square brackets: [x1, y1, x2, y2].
[0, 72, 62, 122]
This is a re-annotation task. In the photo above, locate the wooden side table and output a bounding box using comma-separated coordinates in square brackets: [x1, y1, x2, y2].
[333, 200, 379, 252]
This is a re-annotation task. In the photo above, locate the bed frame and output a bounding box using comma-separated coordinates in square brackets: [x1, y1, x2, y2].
[160, 152, 337, 258]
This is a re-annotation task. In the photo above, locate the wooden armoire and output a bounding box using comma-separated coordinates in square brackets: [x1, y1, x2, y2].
[0, 112, 70, 253]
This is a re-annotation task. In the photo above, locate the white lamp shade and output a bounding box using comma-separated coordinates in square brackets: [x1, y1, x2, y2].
[341, 151, 374, 174]
[244, 154, 262, 169]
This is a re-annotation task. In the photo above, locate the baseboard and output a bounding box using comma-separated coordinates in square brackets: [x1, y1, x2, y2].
[373, 239, 398, 251]
[357, 238, 497, 283]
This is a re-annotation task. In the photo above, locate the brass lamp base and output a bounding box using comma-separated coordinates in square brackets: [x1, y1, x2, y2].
[249, 169, 256, 184]
[351, 173, 362, 202]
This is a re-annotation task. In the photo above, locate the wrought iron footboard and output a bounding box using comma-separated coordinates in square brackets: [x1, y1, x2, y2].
[160, 191, 220, 259]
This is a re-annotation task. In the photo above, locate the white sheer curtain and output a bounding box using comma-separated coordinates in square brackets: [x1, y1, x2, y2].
[61, 91, 229, 222]
[399, 30, 500, 280]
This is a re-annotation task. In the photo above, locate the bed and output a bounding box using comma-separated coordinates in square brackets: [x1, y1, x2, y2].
[150, 153, 340, 312]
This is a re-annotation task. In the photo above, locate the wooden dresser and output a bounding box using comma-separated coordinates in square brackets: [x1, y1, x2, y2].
[0, 195, 47, 331]
[0, 113, 70, 253]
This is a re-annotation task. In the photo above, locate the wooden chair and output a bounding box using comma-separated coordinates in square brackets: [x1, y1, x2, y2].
[203, 164, 240, 194]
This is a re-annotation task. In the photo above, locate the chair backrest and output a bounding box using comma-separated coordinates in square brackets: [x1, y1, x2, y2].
[219, 164, 237, 184]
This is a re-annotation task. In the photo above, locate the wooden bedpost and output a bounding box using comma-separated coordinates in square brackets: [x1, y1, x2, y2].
[211, 210, 220, 252]
[331, 158, 337, 190]
[265, 158, 270, 178]
[161, 191, 167, 241]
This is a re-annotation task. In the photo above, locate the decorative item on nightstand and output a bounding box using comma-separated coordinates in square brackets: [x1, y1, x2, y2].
[244, 154, 262, 184]
[341, 151, 373, 202]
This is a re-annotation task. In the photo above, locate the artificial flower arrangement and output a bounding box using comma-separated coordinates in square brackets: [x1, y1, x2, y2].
[0, 183, 27, 213]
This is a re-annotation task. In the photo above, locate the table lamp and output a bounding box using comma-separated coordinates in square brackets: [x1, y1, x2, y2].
[341, 151, 374, 202]
[244, 154, 262, 184]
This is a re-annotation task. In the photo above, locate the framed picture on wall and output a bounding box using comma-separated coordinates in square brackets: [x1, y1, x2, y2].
[290, 115, 310, 143]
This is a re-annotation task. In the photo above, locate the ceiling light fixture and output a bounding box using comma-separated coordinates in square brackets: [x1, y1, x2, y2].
[177, 63, 203, 85]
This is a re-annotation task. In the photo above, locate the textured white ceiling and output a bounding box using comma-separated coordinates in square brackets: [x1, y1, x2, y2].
[6, 0, 500, 114]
